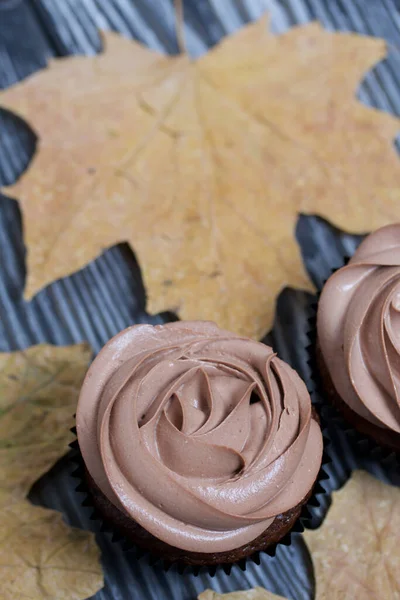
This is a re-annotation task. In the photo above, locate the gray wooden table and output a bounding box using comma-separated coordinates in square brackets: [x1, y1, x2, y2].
[1, 1, 399, 599]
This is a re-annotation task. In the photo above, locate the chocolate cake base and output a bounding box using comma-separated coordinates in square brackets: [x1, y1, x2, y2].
[316, 344, 400, 454]
[84, 468, 313, 567]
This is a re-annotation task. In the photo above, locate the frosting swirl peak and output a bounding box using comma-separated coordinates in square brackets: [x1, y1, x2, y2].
[77, 321, 322, 552]
[317, 224, 400, 434]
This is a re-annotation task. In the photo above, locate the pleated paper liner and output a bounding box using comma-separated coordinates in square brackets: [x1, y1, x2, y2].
[306, 256, 399, 471]
[69, 424, 331, 577]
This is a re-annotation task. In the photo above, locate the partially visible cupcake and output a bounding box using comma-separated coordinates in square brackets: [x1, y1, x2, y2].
[76, 321, 323, 567]
[317, 224, 400, 454]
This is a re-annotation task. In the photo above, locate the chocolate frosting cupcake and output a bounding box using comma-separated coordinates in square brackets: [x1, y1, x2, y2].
[317, 224, 400, 451]
[77, 321, 323, 562]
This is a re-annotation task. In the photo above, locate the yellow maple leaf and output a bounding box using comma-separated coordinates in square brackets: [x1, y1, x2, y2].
[0, 493, 102, 600]
[0, 344, 104, 599]
[0, 343, 91, 497]
[304, 470, 400, 600]
[1, 17, 399, 338]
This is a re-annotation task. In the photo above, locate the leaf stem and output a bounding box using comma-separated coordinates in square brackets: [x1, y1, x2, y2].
[174, 0, 187, 55]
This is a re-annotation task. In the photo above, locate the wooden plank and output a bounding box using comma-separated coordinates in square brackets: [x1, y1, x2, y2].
[32, 0, 178, 54]
[1, 3, 399, 600]
[31, 0, 269, 56]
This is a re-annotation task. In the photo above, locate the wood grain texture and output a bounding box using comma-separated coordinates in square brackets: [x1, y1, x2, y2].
[0, 1, 399, 599]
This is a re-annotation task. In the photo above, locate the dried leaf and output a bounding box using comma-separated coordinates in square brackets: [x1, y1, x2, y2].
[198, 587, 287, 600]
[0, 494, 103, 600]
[1, 18, 399, 338]
[0, 343, 91, 497]
[303, 470, 400, 600]
[0, 344, 104, 599]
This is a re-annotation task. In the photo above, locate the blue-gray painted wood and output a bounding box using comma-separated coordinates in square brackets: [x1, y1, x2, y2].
[1, 1, 399, 599]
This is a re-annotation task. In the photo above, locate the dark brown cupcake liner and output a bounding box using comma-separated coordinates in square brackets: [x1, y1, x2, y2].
[69, 422, 331, 577]
[306, 257, 399, 470]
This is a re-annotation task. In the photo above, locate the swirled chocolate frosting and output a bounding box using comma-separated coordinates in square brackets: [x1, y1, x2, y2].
[77, 321, 322, 553]
[318, 224, 400, 434]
